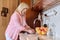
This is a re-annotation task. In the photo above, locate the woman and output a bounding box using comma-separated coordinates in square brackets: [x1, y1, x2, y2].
[5, 2, 35, 40]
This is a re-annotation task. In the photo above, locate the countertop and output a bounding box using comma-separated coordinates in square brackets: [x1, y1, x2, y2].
[19, 33, 57, 40]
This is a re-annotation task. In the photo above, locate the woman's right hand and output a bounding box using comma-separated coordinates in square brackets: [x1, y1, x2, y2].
[24, 29, 35, 34]
[28, 29, 35, 34]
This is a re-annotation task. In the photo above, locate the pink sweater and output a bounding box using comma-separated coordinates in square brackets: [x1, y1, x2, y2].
[5, 11, 27, 40]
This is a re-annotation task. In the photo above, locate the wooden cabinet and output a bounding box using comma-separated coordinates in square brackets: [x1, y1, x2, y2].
[19, 0, 31, 6]
[0, 0, 18, 40]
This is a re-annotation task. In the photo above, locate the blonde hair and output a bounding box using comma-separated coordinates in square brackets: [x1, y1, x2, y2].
[16, 2, 29, 13]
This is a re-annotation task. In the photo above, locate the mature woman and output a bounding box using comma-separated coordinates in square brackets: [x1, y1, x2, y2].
[5, 2, 34, 40]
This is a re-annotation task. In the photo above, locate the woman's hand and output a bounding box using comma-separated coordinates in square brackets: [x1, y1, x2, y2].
[27, 29, 35, 34]
[24, 28, 35, 34]
[24, 25, 35, 33]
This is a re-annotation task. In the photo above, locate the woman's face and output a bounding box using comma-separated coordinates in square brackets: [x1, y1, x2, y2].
[21, 8, 27, 16]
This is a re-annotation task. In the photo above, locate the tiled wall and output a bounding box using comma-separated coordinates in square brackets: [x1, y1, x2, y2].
[43, 4, 60, 38]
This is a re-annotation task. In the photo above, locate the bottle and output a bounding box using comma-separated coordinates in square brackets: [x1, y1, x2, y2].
[48, 23, 56, 39]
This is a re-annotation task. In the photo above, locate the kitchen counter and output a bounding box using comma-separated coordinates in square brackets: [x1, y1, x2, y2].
[19, 33, 56, 40]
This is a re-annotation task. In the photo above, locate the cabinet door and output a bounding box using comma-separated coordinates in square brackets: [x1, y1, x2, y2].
[19, 0, 31, 6]
[0, 0, 18, 40]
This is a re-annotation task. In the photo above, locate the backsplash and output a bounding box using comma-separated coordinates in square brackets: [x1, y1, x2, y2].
[43, 4, 60, 38]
